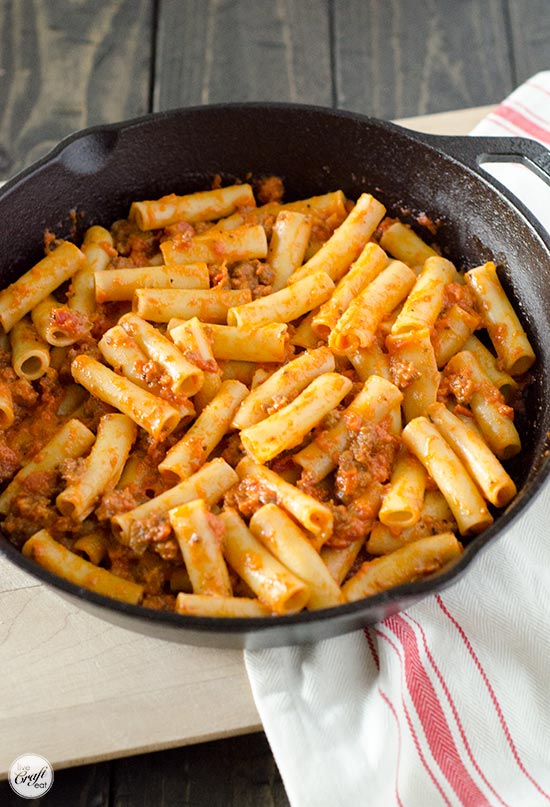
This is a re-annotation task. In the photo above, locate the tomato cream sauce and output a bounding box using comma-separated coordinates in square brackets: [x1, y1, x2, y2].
[0, 178, 532, 613]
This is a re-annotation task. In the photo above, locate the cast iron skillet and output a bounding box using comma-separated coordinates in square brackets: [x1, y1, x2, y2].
[0, 103, 549, 648]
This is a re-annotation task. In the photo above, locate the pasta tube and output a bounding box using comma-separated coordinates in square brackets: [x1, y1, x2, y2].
[133, 288, 251, 324]
[98, 323, 151, 382]
[232, 346, 334, 430]
[249, 504, 344, 610]
[444, 350, 521, 459]
[56, 414, 137, 520]
[321, 538, 367, 586]
[0, 418, 95, 514]
[290, 309, 320, 349]
[386, 327, 440, 422]
[112, 458, 238, 543]
[349, 342, 391, 382]
[379, 221, 438, 266]
[240, 372, 353, 463]
[427, 402, 517, 507]
[31, 294, 90, 347]
[280, 190, 347, 222]
[268, 211, 312, 291]
[465, 261, 535, 375]
[49, 346, 68, 371]
[236, 457, 334, 545]
[0, 241, 86, 332]
[401, 416, 493, 534]
[451, 406, 485, 440]
[159, 379, 248, 481]
[218, 360, 258, 385]
[10, 316, 50, 380]
[175, 593, 271, 617]
[311, 242, 389, 339]
[95, 263, 209, 302]
[288, 193, 386, 284]
[342, 532, 462, 600]
[169, 500, 232, 597]
[366, 491, 456, 555]
[329, 260, 416, 354]
[130, 184, 255, 229]
[215, 190, 347, 233]
[294, 375, 402, 482]
[169, 316, 222, 412]
[391, 256, 457, 334]
[23, 530, 143, 605]
[179, 322, 288, 363]
[220, 508, 310, 615]
[119, 313, 203, 396]
[116, 451, 154, 493]
[0, 382, 14, 429]
[71, 355, 181, 442]
[378, 450, 427, 529]
[55, 384, 88, 418]
[73, 532, 109, 566]
[432, 304, 480, 368]
[227, 270, 334, 328]
[161, 224, 267, 265]
[70, 226, 114, 316]
[97, 325, 195, 420]
[462, 335, 517, 400]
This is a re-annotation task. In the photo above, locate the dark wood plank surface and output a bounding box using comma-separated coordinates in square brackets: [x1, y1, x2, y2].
[333, 0, 514, 118]
[507, 0, 550, 83]
[0, 0, 153, 178]
[0, 734, 286, 806]
[0, 759, 110, 807]
[0, 0, 548, 805]
[154, 0, 333, 109]
[111, 734, 288, 807]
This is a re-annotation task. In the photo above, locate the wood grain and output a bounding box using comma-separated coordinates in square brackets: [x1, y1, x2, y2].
[153, 0, 332, 110]
[507, 0, 550, 83]
[0, 761, 110, 806]
[0, 0, 153, 180]
[111, 734, 288, 807]
[0, 556, 41, 593]
[395, 104, 496, 135]
[333, 0, 514, 118]
[0, 584, 260, 779]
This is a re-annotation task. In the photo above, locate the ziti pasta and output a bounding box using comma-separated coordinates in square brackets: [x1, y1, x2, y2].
[0, 176, 535, 616]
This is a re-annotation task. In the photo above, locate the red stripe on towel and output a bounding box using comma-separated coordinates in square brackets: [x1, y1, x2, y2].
[379, 688, 405, 807]
[486, 114, 528, 138]
[405, 613, 510, 807]
[385, 615, 488, 806]
[492, 103, 550, 144]
[436, 595, 550, 803]
[528, 79, 550, 99]
[375, 627, 454, 807]
[511, 98, 550, 127]
[364, 627, 380, 671]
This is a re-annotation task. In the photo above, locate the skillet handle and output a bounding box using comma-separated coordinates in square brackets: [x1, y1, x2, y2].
[411, 133, 550, 186]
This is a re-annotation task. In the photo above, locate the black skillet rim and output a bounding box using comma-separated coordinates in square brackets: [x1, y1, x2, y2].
[0, 101, 549, 639]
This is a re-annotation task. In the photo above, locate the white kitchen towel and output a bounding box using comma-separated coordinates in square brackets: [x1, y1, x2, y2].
[245, 72, 550, 807]
[470, 71, 550, 233]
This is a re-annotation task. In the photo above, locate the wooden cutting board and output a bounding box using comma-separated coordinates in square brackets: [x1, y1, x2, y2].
[0, 104, 493, 779]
